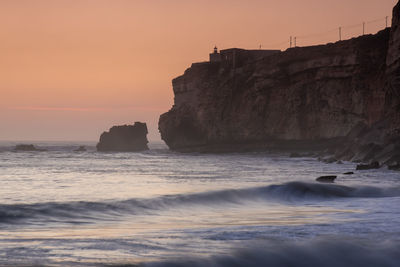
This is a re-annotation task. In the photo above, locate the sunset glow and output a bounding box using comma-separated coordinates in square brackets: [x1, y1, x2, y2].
[0, 0, 396, 141]
[1, 1, 400, 265]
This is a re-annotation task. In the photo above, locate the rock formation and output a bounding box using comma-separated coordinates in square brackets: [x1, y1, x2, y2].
[159, 1, 400, 162]
[14, 144, 45, 151]
[316, 176, 337, 183]
[332, 1, 400, 166]
[96, 122, 149, 152]
[356, 161, 380, 170]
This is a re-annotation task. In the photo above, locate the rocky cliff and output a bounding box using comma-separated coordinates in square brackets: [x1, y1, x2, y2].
[159, 1, 400, 160]
[386, 0, 400, 137]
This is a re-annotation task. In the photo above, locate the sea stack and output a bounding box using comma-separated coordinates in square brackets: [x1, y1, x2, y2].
[96, 122, 149, 152]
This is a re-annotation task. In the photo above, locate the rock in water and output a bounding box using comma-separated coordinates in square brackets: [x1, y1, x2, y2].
[343, 172, 354, 175]
[96, 122, 149, 152]
[74, 146, 87, 152]
[388, 164, 400, 171]
[316, 176, 337, 183]
[356, 161, 380, 170]
[15, 144, 36, 151]
[14, 144, 46, 151]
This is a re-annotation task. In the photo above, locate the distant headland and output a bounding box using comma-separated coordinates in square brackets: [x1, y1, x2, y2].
[158, 1, 400, 166]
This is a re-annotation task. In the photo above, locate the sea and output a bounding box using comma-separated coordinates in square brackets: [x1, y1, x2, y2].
[0, 141, 399, 266]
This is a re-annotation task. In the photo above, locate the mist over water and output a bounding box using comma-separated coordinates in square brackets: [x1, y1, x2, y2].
[0, 141, 399, 266]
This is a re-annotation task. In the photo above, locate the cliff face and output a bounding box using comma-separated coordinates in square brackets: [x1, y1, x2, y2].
[159, 2, 400, 154]
[386, 0, 400, 138]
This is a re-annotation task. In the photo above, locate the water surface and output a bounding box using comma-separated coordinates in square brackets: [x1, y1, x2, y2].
[0, 141, 399, 266]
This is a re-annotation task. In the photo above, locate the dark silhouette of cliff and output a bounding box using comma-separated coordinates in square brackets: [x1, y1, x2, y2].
[159, 1, 400, 165]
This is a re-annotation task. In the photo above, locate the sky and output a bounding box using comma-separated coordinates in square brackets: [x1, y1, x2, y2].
[0, 0, 397, 141]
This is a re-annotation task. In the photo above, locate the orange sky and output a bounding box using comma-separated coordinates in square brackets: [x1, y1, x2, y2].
[0, 0, 397, 141]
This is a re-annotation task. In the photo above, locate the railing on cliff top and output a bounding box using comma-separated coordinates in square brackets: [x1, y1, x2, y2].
[259, 16, 391, 51]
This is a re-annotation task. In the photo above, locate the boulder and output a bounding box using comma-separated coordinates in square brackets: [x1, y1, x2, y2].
[316, 176, 337, 183]
[356, 161, 380, 170]
[96, 122, 149, 152]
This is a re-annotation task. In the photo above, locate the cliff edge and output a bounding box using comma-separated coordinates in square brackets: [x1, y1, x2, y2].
[159, 1, 400, 160]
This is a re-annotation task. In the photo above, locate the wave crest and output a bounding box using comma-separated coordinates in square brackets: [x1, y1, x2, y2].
[1, 182, 399, 225]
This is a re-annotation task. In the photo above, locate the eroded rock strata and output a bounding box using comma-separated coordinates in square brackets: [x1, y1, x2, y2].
[159, 1, 400, 164]
[97, 122, 149, 152]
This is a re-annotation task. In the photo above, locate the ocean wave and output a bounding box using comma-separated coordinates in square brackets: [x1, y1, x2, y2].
[1, 182, 399, 225]
[263, 181, 400, 199]
[141, 238, 400, 267]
